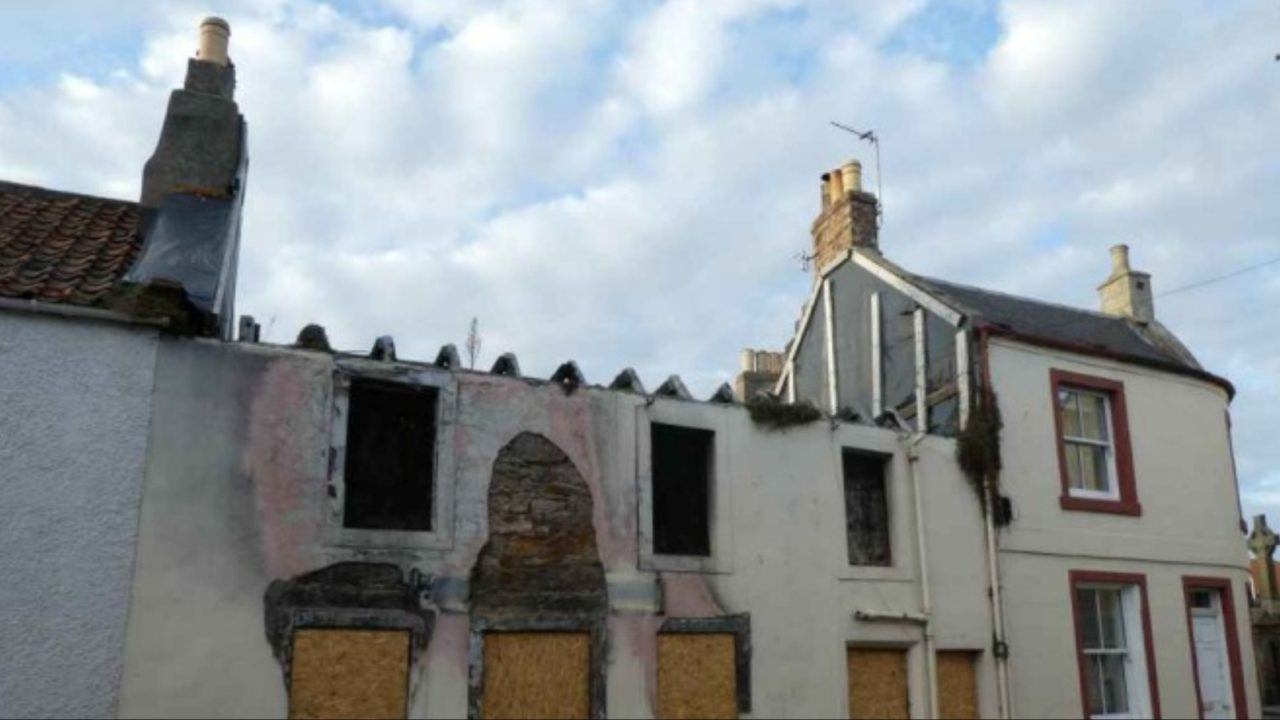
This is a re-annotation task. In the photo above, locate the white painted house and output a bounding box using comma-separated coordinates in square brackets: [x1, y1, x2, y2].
[0, 19, 1257, 720]
[778, 160, 1258, 719]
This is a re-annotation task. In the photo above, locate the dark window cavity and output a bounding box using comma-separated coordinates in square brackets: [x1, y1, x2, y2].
[843, 450, 891, 566]
[651, 422, 713, 556]
[343, 379, 437, 531]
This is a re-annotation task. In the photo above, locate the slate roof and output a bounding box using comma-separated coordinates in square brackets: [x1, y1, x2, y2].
[0, 181, 144, 305]
[911, 274, 1205, 374]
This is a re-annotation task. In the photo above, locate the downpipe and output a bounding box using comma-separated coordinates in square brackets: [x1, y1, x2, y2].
[903, 431, 940, 720]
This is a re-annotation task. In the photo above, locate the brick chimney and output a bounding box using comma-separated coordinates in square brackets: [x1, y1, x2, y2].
[811, 159, 879, 273]
[1097, 244, 1153, 324]
[140, 17, 242, 208]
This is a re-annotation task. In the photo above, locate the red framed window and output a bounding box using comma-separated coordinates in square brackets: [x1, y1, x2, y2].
[1050, 370, 1140, 515]
[1069, 570, 1162, 719]
[1181, 577, 1247, 720]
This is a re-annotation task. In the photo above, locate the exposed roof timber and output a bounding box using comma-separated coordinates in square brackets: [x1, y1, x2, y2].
[709, 383, 736, 403]
[370, 335, 396, 361]
[849, 250, 964, 326]
[609, 367, 646, 394]
[550, 361, 586, 387]
[654, 375, 692, 400]
[490, 352, 520, 377]
[434, 343, 461, 369]
[775, 278, 826, 393]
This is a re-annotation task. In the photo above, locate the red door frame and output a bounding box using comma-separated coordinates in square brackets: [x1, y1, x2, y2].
[1181, 576, 1248, 720]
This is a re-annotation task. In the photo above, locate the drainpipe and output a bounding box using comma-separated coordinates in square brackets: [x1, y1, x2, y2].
[903, 431, 940, 720]
[977, 326, 1014, 719]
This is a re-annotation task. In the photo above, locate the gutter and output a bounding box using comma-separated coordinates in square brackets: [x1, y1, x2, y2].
[0, 296, 170, 329]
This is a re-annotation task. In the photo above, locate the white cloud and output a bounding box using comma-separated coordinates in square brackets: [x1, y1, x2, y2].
[1, 0, 1279, 523]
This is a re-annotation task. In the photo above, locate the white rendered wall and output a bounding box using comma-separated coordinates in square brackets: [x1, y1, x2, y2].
[120, 340, 994, 718]
[987, 337, 1259, 719]
[0, 312, 158, 718]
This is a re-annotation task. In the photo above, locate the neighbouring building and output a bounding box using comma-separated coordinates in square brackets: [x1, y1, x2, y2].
[1248, 515, 1280, 708]
[0, 18, 1259, 720]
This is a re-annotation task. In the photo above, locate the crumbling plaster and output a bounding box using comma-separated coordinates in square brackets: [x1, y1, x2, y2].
[118, 337, 995, 718]
[0, 312, 158, 719]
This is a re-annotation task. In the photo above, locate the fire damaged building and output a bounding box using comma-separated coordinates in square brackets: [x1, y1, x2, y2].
[0, 17, 1260, 720]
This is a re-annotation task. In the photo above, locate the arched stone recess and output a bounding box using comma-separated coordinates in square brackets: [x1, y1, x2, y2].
[468, 432, 608, 719]
[471, 431, 606, 615]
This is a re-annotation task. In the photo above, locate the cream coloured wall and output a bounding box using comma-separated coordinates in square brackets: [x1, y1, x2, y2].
[986, 337, 1258, 719]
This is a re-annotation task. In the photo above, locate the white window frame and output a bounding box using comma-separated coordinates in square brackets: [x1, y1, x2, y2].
[1077, 583, 1153, 720]
[326, 361, 457, 550]
[637, 399, 734, 574]
[1060, 387, 1121, 502]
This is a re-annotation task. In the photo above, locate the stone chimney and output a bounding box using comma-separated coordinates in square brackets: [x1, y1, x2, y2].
[140, 17, 242, 208]
[811, 159, 879, 273]
[1097, 244, 1154, 324]
[113, 17, 248, 340]
[733, 349, 785, 401]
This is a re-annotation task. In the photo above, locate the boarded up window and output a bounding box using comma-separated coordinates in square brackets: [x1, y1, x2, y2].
[344, 379, 437, 530]
[482, 632, 589, 720]
[843, 450, 890, 566]
[937, 651, 979, 719]
[657, 633, 737, 719]
[289, 629, 409, 720]
[848, 647, 909, 720]
[651, 423, 713, 556]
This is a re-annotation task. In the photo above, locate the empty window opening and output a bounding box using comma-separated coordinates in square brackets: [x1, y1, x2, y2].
[651, 422, 713, 556]
[344, 379, 437, 531]
[843, 450, 891, 566]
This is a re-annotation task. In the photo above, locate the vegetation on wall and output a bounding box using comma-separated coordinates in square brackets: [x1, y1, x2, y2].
[955, 388, 1006, 523]
[745, 394, 823, 429]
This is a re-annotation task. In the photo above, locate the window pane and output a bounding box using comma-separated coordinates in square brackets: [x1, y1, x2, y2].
[1075, 444, 1110, 493]
[1059, 389, 1082, 437]
[1078, 392, 1109, 442]
[1066, 443, 1084, 490]
[1097, 589, 1126, 649]
[1078, 589, 1101, 649]
[1099, 653, 1130, 714]
[1086, 655, 1105, 716]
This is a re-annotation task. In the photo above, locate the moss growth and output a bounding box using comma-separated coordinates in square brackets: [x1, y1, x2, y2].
[745, 394, 822, 429]
[956, 389, 1005, 522]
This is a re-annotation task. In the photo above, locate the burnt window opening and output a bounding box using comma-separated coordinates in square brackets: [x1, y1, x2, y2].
[343, 378, 437, 531]
[651, 422, 713, 557]
[843, 449, 891, 566]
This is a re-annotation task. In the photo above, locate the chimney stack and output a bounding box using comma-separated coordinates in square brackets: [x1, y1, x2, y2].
[1097, 244, 1154, 324]
[733, 348, 785, 401]
[140, 17, 241, 208]
[811, 159, 878, 274]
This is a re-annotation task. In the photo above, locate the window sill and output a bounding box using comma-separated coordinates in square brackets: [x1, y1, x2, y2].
[1059, 495, 1142, 516]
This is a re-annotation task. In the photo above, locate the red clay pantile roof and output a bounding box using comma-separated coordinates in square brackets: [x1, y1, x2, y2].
[0, 181, 144, 306]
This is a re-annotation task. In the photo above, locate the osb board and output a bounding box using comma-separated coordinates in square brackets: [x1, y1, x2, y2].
[482, 632, 590, 720]
[937, 651, 979, 720]
[847, 647, 909, 720]
[657, 633, 737, 719]
[289, 628, 410, 720]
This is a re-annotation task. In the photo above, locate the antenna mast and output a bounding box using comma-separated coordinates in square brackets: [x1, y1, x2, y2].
[829, 121, 883, 226]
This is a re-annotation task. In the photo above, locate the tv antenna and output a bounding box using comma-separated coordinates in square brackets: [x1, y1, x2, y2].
[830, 121, 883, 227]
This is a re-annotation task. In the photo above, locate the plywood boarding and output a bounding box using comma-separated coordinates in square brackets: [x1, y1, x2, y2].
[937, 651, 979, 719]
[847, 647, 909, 720]
[657, 633, 737, 719]
[289, 628, 410, 720]
[482, 632, 590, 720]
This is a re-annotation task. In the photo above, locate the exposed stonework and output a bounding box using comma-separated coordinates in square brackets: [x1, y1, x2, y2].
[733, 348, 784, 401]
[471, 433, 606, 615]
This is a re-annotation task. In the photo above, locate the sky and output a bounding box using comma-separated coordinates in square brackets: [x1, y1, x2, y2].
[0, 0, 1277, 522]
